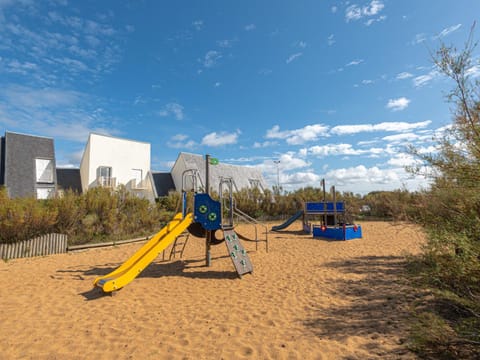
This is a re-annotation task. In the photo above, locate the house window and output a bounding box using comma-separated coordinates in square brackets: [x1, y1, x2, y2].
[35, 158, 54, 183]
[36, 187, 54, 199]
[97, 166, 112, 179]
[97, 166, 114, 187]
[249, 179, 260, 189]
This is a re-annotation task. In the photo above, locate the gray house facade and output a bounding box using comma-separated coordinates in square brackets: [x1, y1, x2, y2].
[0, 131, 57, 199]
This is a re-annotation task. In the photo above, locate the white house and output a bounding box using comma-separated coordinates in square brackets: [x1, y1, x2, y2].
[171, 152, 268, 194]
[79, 133, 156, 202]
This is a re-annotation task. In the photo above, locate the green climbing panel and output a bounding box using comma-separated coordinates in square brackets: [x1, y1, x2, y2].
[224, 229, 253, 277]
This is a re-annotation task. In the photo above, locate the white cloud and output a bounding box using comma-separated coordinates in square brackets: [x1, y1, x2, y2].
[396, 72, 413, 80]
[4, 59, 39, 75]
[411, 33, 427, 45]
[214, 82, 221, 88]
[331, 6, 338, 14]
[386, 97, 410, 111]
[282, 171, 320, 185]
[217, 39, 236, 48]
[413, 69, 440, 87]
[203, 50, 222, 68]
[346, 59, 364, 66]
[57, 149, 84, 168]
[466, 64, 480, 78]
[244, 24, 256, 31]
[330, 124, 372, 135]
[167, 134, 196, 149]
[1, 8, 123, 83]
[331, 120, 431, 135]
[309, 143, 386, 158]
[201, 130, 240, 147]
[253, 141, 276, 148]
[345, 0, 385, 22]
[0, 85, 114, 142]
[276, 152, 310, 171]
[1, 85, 80, 109]
[326, 165, 398, 185]
[266, 124, 330, 145]
[327, 34, 335, 46]
[258, 68, 273, 76]
[286, 52, 303, 64]
[192, 20, 204, 31]
[297, 41, 307, 48]
[417, 145, 439, 155]
[158, 102, 185, 120]
[435, 24, 462, 39]
[309, 143, 365, 157]
[382, 133, 419, 143]
[365, 15, 386, 26]
[387, 153, 421, 167]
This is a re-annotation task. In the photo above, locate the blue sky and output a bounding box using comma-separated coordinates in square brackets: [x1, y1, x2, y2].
[1, 1, 479, 194]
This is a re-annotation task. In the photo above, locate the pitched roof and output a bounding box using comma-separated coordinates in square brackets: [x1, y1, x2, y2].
[172, 152, 268, 193]
[56, 168, 82, 193]
[151, 172, 175, 197]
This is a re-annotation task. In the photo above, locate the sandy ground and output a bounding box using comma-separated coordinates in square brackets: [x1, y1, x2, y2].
[0, 221, 425, 360]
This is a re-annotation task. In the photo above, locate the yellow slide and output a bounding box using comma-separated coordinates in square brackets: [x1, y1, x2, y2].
[93, 212, 193, 293]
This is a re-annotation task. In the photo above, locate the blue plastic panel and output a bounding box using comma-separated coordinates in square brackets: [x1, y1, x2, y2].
[193, 193, 221, 230]
[312, 224, 362, 240]
[305, 202, 345, 213]
[344, 225, 362, 240]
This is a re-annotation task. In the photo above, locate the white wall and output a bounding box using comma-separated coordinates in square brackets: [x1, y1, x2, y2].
[80, 133, 152, 196]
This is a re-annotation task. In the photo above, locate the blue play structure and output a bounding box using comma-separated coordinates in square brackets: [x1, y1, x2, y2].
[271, 180, 362, 241]
[303, 200, 362, 241]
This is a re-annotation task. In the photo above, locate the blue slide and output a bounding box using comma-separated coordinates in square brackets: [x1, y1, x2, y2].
[271, 210, 304, 231]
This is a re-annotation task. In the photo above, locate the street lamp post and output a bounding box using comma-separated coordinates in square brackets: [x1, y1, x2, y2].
[273, 160, 280, 189]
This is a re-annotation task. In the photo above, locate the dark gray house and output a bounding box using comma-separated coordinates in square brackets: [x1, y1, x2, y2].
[150, 172, 176, 197]
[0, 131, 57, 199]
[56, 168, 82, 194]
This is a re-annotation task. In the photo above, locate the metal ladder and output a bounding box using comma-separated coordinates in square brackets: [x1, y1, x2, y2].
[168, 232, 190, 260]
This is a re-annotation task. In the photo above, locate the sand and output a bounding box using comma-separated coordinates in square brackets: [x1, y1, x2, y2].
[0, 221, 425, 359]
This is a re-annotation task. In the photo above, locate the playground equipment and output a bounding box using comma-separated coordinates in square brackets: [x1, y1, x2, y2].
[94, 155, 266, 293]
[271, 180, 362, 241]
[271, 210, 304, 231]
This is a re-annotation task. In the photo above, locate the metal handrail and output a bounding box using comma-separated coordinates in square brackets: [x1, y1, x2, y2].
[232, 202, 269, 252]
[218, 176, 268, 252]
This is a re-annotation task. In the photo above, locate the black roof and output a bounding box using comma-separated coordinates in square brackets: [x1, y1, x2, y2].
[56, 168, 82, 193]
[151, 172, 175, 197]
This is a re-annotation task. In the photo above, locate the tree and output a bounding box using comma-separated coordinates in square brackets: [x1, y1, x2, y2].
[408, 24, 480, 357]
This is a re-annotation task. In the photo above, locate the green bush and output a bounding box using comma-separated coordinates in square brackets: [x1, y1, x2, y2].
[0, 188, 57, 244]
[0, 187, 168, 245]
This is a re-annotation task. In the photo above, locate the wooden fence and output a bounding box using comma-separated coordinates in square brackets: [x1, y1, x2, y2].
[0, 233, 68, 260]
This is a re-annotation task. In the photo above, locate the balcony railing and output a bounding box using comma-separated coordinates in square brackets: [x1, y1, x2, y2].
[130, 179, 147, 190]
[97, 176, 116, 188]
